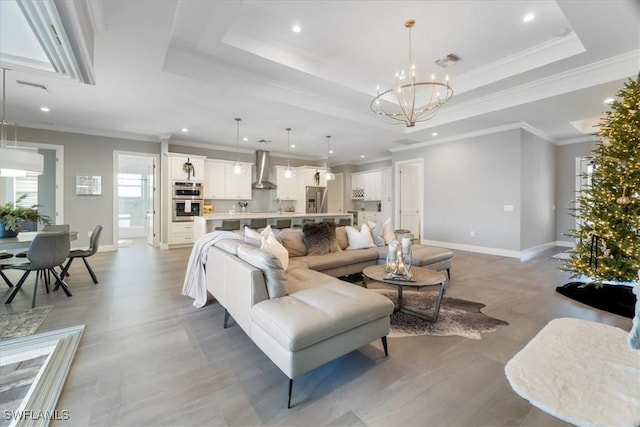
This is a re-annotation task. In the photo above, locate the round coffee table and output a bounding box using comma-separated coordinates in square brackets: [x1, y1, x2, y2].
[362, 264, 447, 322]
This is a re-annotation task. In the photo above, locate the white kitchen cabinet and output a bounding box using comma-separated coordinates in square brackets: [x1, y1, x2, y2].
[169, 155, 205, 182]
[358, 211, 380, 226]
[364, 171, 382, 201]
[275, 166, 298, 200]
[299, 167, 327, 187]
[225, 163, 252, 200]
[380, 168, 392, 220]
[204, 160, 226, 199]
[169, 222, 195, 245]
[351, 173, 364, 199]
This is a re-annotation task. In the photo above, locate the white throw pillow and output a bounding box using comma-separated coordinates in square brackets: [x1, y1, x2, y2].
[244, 224, 272, 247]
[367, 220, 386, 247]
[345, 223, 376, 250]
[381, 218, 395, 244]
[260, 232, 289, 271]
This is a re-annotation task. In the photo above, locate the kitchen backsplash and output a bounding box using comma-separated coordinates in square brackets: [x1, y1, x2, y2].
[204, 189, 295, 213]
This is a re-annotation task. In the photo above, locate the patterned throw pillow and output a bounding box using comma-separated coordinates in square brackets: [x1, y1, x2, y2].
[302, 222, 341, 255]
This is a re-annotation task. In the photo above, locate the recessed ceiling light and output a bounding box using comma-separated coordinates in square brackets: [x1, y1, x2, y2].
[292, 24, 301, 33]
[360, 155, 365, 158]
[432, 132, 438, 136]
[291, 144, 295, 148]
[181, 128, 188, 133]
[40, 106, 50, 112]
[523, 13, 535, 22]
[329, 150, 334, 154]
[243, 137, 248, 141]
[604, 98, 614, 104]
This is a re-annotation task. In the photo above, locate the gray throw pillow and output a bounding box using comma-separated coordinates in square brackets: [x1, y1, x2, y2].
[303, 222, 341, 256]
[276, 228, 307, 257]
[335, 226, 349, 250]
[237, 244, 287, 299]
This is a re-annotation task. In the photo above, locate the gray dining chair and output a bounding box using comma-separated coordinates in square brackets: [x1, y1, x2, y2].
[0, 252, 14, 288]
[61, 225, 102, 285]
[5, 231, 72, 308]
[15, 224, 70, 259]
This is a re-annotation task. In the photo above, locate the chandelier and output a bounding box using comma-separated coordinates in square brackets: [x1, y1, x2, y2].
[283, 127, 295, 178]
[370, 19, 453, 127]
[231, 118, 244, 175]
[324, 135, 335, 181]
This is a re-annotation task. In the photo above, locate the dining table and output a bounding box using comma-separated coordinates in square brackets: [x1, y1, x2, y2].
[0, 231, 79, 251]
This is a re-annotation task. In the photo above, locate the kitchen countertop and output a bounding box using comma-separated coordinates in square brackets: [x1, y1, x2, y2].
[197, 212, 352, 221]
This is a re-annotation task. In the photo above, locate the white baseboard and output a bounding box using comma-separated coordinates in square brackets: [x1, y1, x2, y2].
[556, 240, 575, 248]
[422, 239, 568, 261]
[421, 239, 521, 259]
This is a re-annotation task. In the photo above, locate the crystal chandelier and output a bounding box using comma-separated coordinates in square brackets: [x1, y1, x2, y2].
[231, 117, 244, 175]
[283, 127, 295, 178]
[324, 135, 335, 181]
[370, 19, 453, 127]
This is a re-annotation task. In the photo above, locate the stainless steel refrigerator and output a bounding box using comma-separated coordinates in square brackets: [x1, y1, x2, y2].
[305, 186, 327, 213]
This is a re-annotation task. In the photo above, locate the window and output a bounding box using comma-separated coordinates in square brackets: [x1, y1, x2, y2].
[118, 173, 143, 198]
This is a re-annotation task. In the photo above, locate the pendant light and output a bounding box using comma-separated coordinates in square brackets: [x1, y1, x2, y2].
[283, 127, 295, 178]
[324, 135, 335, 181]
[0, 68, 44, 177]
[231, 117, 244, 175]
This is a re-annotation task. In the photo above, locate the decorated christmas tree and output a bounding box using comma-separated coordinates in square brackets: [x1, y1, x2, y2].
[564, 74, 640, 284]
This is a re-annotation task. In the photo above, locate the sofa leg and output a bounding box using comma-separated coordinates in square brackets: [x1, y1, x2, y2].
[447, 268, 451, 279]
[223, 309, 230, 329]
[381, 336, 388, 357]
[288, 379, 293, 408]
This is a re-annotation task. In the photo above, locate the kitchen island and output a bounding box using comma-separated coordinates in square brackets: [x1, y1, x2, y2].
[193, 212, 353, 240]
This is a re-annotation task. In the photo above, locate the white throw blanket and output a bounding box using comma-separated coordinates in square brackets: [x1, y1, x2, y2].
[182, 230, 242, 308]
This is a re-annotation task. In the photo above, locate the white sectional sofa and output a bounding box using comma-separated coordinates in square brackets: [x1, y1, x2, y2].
[205, 238, 394, 408]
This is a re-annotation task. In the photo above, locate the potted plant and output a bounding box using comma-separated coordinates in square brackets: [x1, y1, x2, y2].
[0, 194, 52, 238]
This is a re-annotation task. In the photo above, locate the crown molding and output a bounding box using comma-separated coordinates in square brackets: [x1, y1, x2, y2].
[520, 122, 556, 143]
[555, 135, 598, 146]
[18, 121, 160, 143]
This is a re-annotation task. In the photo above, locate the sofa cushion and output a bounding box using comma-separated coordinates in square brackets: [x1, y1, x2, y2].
[346, 224, 376, 249]
[237, 244, 287, 299]
[244, 224, 273, 247]
[367, 220, 386, 247]
[298, 248, 378, 271]
[375, 245, 453, 266]
[335, 226, 349, 250]
[303, 222, 341, 255]
[260, 232, 289, 271]
[276, 228, 307, 257]
[251, 281, 394, 351]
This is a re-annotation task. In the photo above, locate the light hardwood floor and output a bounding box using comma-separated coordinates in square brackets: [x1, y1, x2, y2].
[0, 240, 632, 426]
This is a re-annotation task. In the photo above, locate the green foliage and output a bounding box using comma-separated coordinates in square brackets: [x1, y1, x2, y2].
[563, 75, 640, 284]
[0, 194, 52, 232]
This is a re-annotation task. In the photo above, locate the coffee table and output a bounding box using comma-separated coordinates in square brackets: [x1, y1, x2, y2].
[362, 264, 447, 322]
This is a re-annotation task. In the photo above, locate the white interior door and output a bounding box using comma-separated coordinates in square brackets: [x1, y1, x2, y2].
[399, 162, 421, 239]
[327, 173, 344, 212]
[146, 158, 156, 247]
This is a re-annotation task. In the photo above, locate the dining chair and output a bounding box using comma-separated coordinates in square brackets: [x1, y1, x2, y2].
[61, 224, 103, 285]
[215, 220, 241, 231]
[15, 224, 70, 259]
[5, 231, 72, 308]
[0, 252, 14, 288]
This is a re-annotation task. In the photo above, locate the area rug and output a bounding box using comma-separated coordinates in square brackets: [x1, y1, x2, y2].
[556, 282, 635, 318]
[505, 317, 640, 426]
[0, 306, 52, 340]
[372, 289, 508, 339]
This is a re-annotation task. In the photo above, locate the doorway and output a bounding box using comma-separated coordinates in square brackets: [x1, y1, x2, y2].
[395, 159, 423, 241]
[114, 152, 159, 248]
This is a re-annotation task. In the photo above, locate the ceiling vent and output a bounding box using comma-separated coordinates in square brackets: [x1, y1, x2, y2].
[436, 53, 461, 68]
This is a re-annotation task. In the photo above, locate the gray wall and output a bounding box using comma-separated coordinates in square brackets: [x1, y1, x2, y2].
[37, 148, 57, 222]
[520, 130, 556, 250]
[555, 140, 596, 243]
[19, 127, 161, 248]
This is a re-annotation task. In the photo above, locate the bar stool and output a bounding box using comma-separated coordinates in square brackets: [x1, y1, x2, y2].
[275, 219, 292, 229]
[293, 218, 316, 228]
[249, 218, 267, 229]
[215, 220, 241, 231]
[338, 218, 351, 226]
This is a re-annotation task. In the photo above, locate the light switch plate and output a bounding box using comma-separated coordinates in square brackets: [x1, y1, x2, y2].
[503, 205, 514, 212]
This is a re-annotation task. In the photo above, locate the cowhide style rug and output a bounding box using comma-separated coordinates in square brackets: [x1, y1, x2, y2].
[372, 289, 508, 339]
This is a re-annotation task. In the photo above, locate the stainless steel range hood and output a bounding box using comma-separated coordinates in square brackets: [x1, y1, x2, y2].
[252, 150, 277, 189]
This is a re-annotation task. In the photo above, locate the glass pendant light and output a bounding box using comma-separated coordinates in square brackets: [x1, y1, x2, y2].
[324, 135, 335, 181]
[231, 117, 244, 175]
[283, 127, 295, 178]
